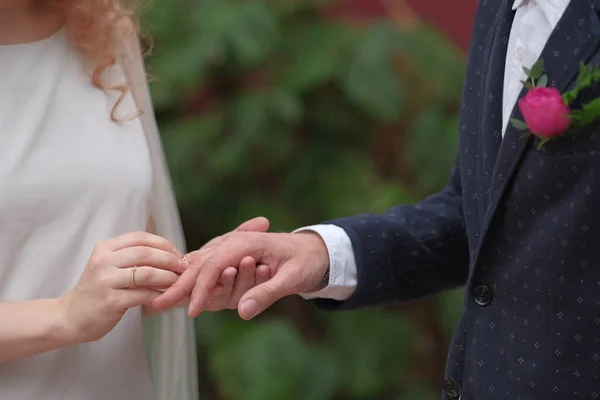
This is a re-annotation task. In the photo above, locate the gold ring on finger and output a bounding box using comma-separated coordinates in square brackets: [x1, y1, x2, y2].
[131, 265, 138, 288]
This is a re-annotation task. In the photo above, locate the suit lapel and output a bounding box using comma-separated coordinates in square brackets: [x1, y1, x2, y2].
[479, 0, 514, 211]
[484, 0, 600, 226]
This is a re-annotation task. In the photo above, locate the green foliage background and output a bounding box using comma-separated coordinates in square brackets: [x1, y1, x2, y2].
[144, 0, 466, 398]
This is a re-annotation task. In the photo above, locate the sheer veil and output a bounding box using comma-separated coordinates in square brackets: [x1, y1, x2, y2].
[120, 37, 199, 400]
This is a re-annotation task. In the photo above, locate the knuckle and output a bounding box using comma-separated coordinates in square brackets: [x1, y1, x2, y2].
[104, 291, 121, 310]
[133, 230, 147, 239]
[92, 242, 106, 253]
[259, 285, 277, 303]
[142, 231, 172, 250]
[128, 230, 149, 244]
[204, 235, 223, 249]
[135, 247, 153, 263]
[88, 253, 107, 269]
[137, 267, 153, 283]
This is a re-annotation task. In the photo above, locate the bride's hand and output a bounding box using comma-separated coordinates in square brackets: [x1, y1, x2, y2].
[57, 231, 184, 343]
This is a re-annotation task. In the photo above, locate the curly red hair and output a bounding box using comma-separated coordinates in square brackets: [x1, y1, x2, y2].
[57, 0, 141, 121]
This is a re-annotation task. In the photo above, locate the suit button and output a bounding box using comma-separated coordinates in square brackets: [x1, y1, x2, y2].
[443, 377, 461, 398]
[473, 284, 492, 306]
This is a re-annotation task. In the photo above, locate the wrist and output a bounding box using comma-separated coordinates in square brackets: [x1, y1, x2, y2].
[53, 296, 85, 346]
[294, 231, 331, 292]
[311, 266, 330, 292]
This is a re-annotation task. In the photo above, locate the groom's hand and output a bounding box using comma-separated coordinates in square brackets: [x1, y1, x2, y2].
[202, 256, 272, 312]
[183, 216, 273, 312]
[153, 226, 330, 319]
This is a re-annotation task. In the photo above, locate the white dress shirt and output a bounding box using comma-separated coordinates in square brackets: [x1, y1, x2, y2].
[299, 0, 571, 301]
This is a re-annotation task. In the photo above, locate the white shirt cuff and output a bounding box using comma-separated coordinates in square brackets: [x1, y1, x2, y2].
[294, 224, 357, 301]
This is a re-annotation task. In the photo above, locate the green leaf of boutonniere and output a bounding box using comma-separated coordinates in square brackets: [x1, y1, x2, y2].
[530, 59, 545, 79]
[510, 118, 528, 130]
[563, 62, 600, 105]
[570, 97, 600, 127]
[520, 80, 534, 89]
[536, 74, 548, 87]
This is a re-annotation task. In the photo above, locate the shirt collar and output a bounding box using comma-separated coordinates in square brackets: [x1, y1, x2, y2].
[512, 0, 526, 9]
[512, 0, 571, 27]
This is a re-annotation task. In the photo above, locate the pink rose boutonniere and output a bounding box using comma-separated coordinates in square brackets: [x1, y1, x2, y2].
[511, 59, 600, 149]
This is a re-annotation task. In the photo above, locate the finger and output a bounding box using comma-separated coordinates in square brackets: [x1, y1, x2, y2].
[189, 258, 254, 316]
[119, 266, 179, 289]
[152, 263, 207, 312]
[238, 269, 295, 320]
[119, 288, 165, 309]
[235, 217, 270, 233]
[112, 247, 184, 273]
[255, 264, 271, 286]
[175, 296, 191, 308]
[228, 256, 257, 308]
[100, 231, 177, 254]
[179, 255, 189, 270]
[155, 234, 267, 313]
[172, 247, 184, 258]
[186, 218, 269, 260]
[210, 285, 224, 297]
[204, 267, 237, 311]
[143, 296, 191, 316]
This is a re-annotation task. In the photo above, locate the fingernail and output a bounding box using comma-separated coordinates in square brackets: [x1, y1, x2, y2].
[241, 299, 259, 319]
[178, 258, 188, 271]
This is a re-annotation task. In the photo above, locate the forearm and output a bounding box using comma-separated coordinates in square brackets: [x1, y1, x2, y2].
[297, 225, 357, 301]
[0, 299, 77, 363]
[315, 162, 469, 310]
[329, 199, 468, 307]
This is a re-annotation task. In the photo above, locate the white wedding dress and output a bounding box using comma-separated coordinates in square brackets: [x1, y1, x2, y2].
[0, 29, 198, 400]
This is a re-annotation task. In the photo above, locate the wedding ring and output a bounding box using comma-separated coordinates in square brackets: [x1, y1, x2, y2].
[131, 265, 138, 288]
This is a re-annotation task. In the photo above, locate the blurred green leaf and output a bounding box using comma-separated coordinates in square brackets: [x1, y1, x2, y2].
[436, 289, 466, 337]
[279, 21, 356, 91]
[210, 319, 339, 400]
[327, 310, 417, 397]
[342, 22, 405, 121]
[408, 107, 459, 195]
[145, 0, 466, 397]
[397, 385, 439, 400]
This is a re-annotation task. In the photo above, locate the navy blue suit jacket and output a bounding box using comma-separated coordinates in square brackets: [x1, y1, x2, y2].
[317, 1, 600, 398]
